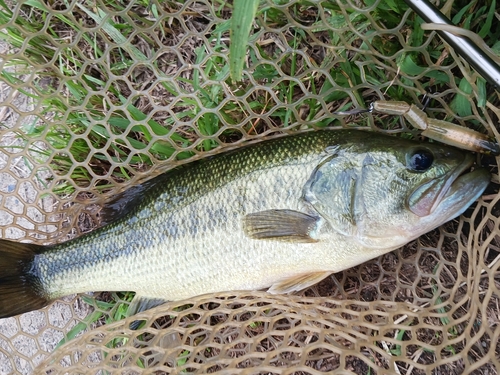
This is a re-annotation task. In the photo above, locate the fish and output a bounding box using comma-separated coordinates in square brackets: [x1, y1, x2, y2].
[0, 129, 491, 318]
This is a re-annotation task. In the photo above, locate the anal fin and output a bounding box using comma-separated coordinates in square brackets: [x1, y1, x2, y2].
[127, 294, 169, 330]
[268, 271, 332, 294]
[242, 209, 320, 243]
[127, 294, 168, 317]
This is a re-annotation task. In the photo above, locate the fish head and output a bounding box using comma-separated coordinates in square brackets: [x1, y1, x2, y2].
[303, 136, 490, 249]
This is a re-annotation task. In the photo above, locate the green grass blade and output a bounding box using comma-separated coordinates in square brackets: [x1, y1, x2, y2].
[451, 78, 473, 117]
[75, 3, 148, 61]
[477, 77, 487, 107]
[230, 0, 259, 81]
[478, 0, 495, 38]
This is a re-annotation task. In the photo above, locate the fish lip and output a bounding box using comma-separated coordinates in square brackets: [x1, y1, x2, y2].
[439, 153, 475, 199]
[408, 153, 475, 217]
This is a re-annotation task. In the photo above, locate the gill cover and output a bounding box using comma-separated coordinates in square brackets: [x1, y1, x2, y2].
[302, 147, 409, 249]
[302, 141, 490, 250]
[302, 149, 360, 239]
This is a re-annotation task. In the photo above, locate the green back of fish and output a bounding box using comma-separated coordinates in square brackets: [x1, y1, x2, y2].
[137, 130, 358, 211]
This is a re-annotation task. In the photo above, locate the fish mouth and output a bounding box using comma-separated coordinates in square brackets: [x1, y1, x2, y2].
[408, 154, 490, 217]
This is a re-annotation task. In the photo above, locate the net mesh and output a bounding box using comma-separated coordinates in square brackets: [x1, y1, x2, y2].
[0, 0, 499, 373]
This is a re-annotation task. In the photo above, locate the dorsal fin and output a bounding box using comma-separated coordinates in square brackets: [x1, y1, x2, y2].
[99, 176, 164, 226]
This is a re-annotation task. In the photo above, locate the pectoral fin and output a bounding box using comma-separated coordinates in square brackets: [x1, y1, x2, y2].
[268, 271, 332, 294]
[242, 209, 320, 242]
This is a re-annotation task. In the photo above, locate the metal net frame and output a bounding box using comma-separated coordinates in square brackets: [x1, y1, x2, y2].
[0, 0, 499, 373]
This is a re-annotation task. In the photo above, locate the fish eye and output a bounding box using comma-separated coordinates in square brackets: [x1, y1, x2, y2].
[407, 149, 434, 172]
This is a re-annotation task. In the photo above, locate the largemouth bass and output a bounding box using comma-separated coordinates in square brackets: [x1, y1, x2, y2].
[0, 130, 490, 318]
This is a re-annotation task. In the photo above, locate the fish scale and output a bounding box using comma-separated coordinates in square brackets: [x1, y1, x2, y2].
[35, 132, 338, 299]
[0, 129, 491, 318]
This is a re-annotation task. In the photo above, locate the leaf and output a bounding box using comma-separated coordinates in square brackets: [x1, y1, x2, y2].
[478, 0, 495, 38]
[410, 16, 424, 47]
[108, 117, 131, 129]
[451, 3, 474, 24]
[65, 81, 85, 101]
[230, 0, 259, 81]
[55, 311, 103, 349]
[451, 78, 472, 117]
[398, 55, 449, 84]
[76, 3, 147, 61]
[477, 77, 487, 108]
[117, 95, 188, 141]
[384, 0, 404, 14]
[399, 55, 426, 76]
[492, 41, 500, 56]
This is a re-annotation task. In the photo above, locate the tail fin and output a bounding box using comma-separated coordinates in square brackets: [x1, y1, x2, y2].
[0, 239, 49, 318]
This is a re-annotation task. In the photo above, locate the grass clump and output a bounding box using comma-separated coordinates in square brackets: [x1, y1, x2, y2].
[0, 0, 456, 197]
[3, 1, 499, 195]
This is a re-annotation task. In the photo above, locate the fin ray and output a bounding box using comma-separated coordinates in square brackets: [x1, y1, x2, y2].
[242, 209, 320, 242]
[268, 271, 332, 294]
[99, 176, 165, 226]
[128, 294, 168, 317]
[0, 239, 49, 318]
